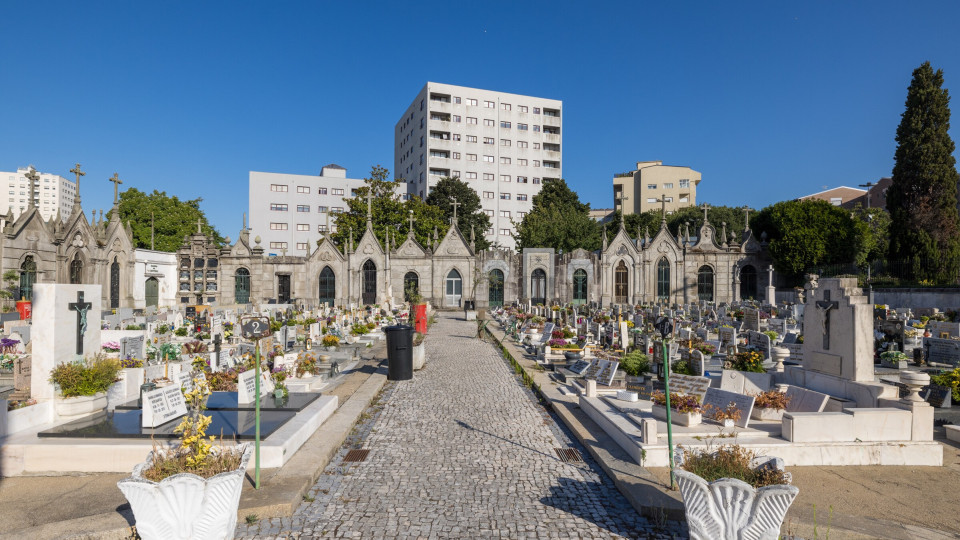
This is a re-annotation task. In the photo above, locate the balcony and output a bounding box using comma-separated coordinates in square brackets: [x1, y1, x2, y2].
[429, 130, 451, 141]
[429, 92, 452, 103]
[542, 143, 560, 152]
[542, 126, 560, 135]
[543, 133, 561, 144]
[543, 161, 560, 169]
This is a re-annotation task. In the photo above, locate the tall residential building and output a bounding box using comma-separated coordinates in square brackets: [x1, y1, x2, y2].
[249, 165, 369, 256]
[1, 165, 76, 221]
[395, 82, 562, 249]
[612, 161, 701, 216]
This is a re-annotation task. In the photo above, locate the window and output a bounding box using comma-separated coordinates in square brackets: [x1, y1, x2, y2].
[500, 229, 511, 235]
[517, 159, 528, 166]
[500, 210, 511, 217]
[500, 157, 511, 164]
[270, 184, 288, 192]
[483, 137, 494, 145]
[679, 179, 690, 188]
[483, 191, 495, 199]
[483, 173, 495, 181]
[647, 198, 657, 203]
[517, 141, 528, 148]
[486, 228, 495, 235]
[270, 222, 288, 230]
[332, 188, 344, 195]
[518, 105, 528, 113]
[501, 139, 511, 147]
[518, 211, 526, 218]
[466, 135, 477, 142]
[297, 242, 309, 251]
[467, 154, 477, 161]
[318, 205, 328, 212]
[500, 121, 511, 129]
[533, 143, 540, 149]
[297, 186, 309, 193]
[483, 155, 494, 163]
[467, 117, 477, 124]
[420, 136, 423, 147]
[533, 125, 540, 132]
[663, 182, 674, 189]
[484, 100, 495, 108]
[533, 107, 540, 114]
[466, 172, 478, 179]
[647, 184, 657, 190]
[665, 197, 673, 202]
[533, 160, 540, 167]
[318, 224, 328, 232]
[501, 103, 511, 110]
[351, 189, 359, 196]
[533, 177, 541, 184]
[517, 194, 528, 201]
[830, 197, 842, 206]
[452, 133, 461, 141]
[517, 176, 528, 183]
[452, 115, 461, 122]
[452, 152, 460, 159]
[679, 196, 689, 202]
[501, 175, 511, 182]
[270, 203, 288, 211]
[297, 224, 309, 231]
[332, 206, 344, 213]
[318, 187, 328, 195]
[484, 209, 494, 217]
[270, 242, 287, 249]
[297, 205, 310, 212]
[454, 96, 461, 104]
[500, 193, 511, 200]
[483, 119, 495, 127]
[467, 98, 477, 106]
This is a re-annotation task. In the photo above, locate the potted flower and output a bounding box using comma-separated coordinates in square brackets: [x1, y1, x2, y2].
[49, 355, 121, 419]
[704, 402, 742, 428]
[321, 334, 339, 351]
[751, 389, 791, 421]
[880, 350, 909, 369]
[724, 350, 767, 373]
[674, 445, 798, 540]
[620, 350, 650, 385]
[271, 367, 289, 399]
[650, 391, 702, 426]
[296, 352, 319, 378]
[118, 373, 250, 540]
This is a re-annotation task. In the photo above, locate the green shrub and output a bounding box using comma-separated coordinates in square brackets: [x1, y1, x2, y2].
[49, 356, 121, 397]
[620, 350, 650, 377]
[671, 359, 696, 376]
[680, 445, 790, 488]
[174, 327, 188, 337]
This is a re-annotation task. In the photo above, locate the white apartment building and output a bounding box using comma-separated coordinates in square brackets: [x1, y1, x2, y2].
[250, 165, 406, 257]
[395, 82, 562, 250]
[1, 165, 77, 221]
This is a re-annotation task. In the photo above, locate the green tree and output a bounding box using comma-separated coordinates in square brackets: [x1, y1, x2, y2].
[425, 177, 491, 249]
[513, 179, 601, 252]
[886, 62, 960, 283]
[116, 188, 224, 252]
[615, 205, 748, 243]
[851, 205, 891, 265]
[330, 166, 448, 250]
[751, 199, 868, 281]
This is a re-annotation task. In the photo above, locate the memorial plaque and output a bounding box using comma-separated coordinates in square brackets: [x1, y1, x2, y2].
[747, 331, 771, 360]
[924, 337, 960, 367]
[141, 385, 188, 428]
[924, 386, 952, 408]
[665, 373, 710, 401]
[702, 387, 755, 428]
[597, 361, 620, 387]
[568, 359, 592, 375]
[927, 321, 960, 339]
[583, 359, 603, 381]
[238, 370, 259, 404]
[120, 335, 145, 360]
[743, 309, 760, 332]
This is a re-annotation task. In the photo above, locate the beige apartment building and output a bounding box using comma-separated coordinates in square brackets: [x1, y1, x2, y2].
[612, 161, 700, 215]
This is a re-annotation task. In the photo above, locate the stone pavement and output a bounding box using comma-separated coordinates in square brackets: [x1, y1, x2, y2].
[237, 314, 682, 539]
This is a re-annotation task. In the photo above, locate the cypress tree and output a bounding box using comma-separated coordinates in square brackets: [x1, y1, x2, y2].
[886, 62, 960, 283]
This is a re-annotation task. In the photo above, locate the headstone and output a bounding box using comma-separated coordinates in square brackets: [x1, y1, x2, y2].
[702, 387, 755, 428]
[767, 318, 787, 336]
[238, 370, 259, 404]
[720, 370, 772, 395]
[747, 331, 772, 361]
[743, 308, 760, 332]
[11, 356, 31, 400]
[568, 359, 592, 375]
[784, 386, 830, 413]
[718, 327, 737, 352]
[141, 385, 188, 428]
[31, 284, 102, 400]
[923, 337, 960, 367]
[665, 373, 711, 401]
[597, 360, 620, 386]
[801, 277, 873, 382]
[926, 321, 960, 339]
[120, 335, 146, 360]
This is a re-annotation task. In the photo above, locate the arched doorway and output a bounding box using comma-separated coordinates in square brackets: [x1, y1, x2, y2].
[740, 265, 757, 300]
[319, 266, 336, 307]
[403, 271, 419, 302]
[362, 259, 377, 305]
[145, 277, 159, 307]
[445, 269, 462, 307]
[19, 256, 36, 300]
[614, 261, 628, 304]
[235, 268, 251, 304]
[69, 254, 83, 284]
[573, 269, 587, 305]
[530, 268, 546, 306]
[656, 258, 670, 303]
[488, 269, 504, 307]
[110, 257, 120, 309]
[697, 265, 714, 302]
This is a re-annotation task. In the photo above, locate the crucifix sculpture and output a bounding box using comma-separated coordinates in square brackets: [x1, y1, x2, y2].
[70, 163, 84, 205]
[450, 197, 460, 225]
[68, 291, 92, 355]
[109, 173, 123, 204]
[25, 168, 39, 207]
[656, 195, 667, 221]
[815, 289, 838, 350]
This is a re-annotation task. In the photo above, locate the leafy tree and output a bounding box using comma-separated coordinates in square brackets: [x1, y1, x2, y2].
[851, 205, 891, 265]
[614, 205, 748, 243]
[751, 199, 868, 281]
[886, 62, 960, 283]
[513, 179, 600, 252]
[425, 177, 491, 249]
[116, 188, 224, 252]
[329, 166, 448, 251]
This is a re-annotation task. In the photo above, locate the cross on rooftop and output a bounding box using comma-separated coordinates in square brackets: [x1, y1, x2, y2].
[700, 202, 710, 223]
[450, 197, 460, 224]
[69, 164, 84, 203]
[408, 210, 415, 236]
[109, 173, 123, 204]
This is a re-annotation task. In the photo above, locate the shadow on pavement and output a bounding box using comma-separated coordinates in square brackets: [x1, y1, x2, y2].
[455, 419, 555, 460]
[540, 476, 642, 537]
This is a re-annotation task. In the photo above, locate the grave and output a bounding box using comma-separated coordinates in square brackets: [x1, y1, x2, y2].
[32, 284, 102, 400]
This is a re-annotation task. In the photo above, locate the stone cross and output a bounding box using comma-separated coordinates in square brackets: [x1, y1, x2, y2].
[815, 290, 838, 350]
[25, 168, 39, 207]
[408, 210, 415, 236]
[70, 163, 84, 204]
[700, 203, 710, 223]
[450, 197, 460, 225]
[656, 196, 667, 221]
[767, 265, 775, 284]
[109, 173, 123, 204]
[366, 189, 373, 224]
[68, 291, 92, 355]
[619, 196, 629, 225]
[742, 206, 751, 231]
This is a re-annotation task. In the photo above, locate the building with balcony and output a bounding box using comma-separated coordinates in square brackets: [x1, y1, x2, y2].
[395, 82, 562, 249]
[612, 161, 700, 215]
[1, 165, 77, 221]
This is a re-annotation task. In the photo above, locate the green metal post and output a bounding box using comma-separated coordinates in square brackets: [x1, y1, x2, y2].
[663, 340, 675, 489]
[254, 340, 261, 489]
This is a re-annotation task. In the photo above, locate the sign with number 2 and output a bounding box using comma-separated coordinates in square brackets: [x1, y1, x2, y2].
[241, 317, 272, 340]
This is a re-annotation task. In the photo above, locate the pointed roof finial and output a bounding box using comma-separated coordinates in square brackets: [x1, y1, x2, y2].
[365, 188, 373, 228]
[197, 217, 202, 234]
[742, 206, 751, 231]
[243, 212, 247, 230]
[644, 226, 650, 244]
[602, 225, 608, 250]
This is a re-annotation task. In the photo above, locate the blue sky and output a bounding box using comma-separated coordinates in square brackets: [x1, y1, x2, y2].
[2, 1, 958, 236]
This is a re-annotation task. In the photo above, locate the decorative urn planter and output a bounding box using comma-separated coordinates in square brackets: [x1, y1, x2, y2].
[674, 451, 799, 540]
[564, 351, 582, 361]
[55, 392, 108, 419]
[651, 404, 701, 427]
[118, 444, 252, 540]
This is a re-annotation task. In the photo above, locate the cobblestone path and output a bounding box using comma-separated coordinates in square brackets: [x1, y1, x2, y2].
[237, 314, 682, 539]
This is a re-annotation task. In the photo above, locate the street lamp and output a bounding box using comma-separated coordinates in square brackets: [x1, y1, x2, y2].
[858, 182, 876, 209]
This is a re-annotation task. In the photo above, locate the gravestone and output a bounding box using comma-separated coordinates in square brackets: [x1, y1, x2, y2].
[746, 331, 772, 361]
[801, 277, 873, 382]
[718, 327, 737, 353]
[8, 326, 30, 347]
[743, 308, 760, 332]
[141, 385, 188, 428]
[120, 335, 145, 360]
[927, 321, 960, 339]
[596, 360, 620, 386]
[767, 318, 787, 336]
[665, 373, 711, 401]
[568, 359, 592, 375]
[720, 370, 772, 395]
[11, 356, 31, 400]
[923, 337, 960, 367]
[31, 284, 102, 400]
[238, 370, 259, 403]
[702, 387, 755, 428]
[784, 386, 830, 413]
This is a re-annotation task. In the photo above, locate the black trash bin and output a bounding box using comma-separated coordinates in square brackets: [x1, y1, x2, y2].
[385, 324, 414, 381]
[463, 300, 475, 310]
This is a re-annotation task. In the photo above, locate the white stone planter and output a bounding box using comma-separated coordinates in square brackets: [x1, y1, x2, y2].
[880, 358, 908, 369]
[412, 342, 425, 371]
[651, 404, 702, 427]
[118, 444, 252, 540]
[674, 452, 798, 540]
[55, 392, 108, 419]
[750, 407, 785, 421]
